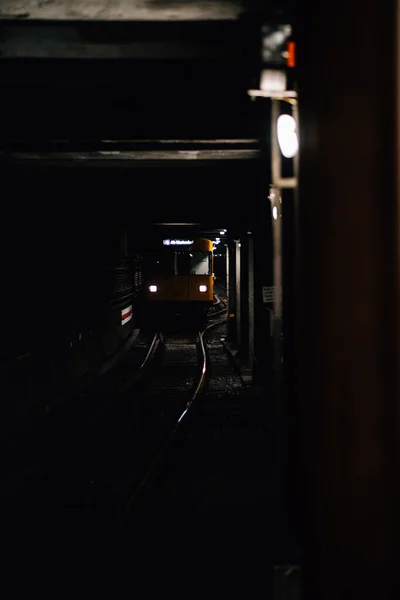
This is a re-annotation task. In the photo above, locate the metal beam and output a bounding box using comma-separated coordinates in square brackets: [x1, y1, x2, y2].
[3, 139, 260, 151]
[0, 0, 251, 21]
[0, 18, 290, 60]
[0, 21, 254, 59]
[1, 148, 260, 165]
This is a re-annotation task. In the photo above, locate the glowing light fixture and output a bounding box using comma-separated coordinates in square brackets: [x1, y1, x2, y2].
[260, 69, 287, 93]
[199, 285, 207, 292]
[277, 114, 298, 158]
[149, 285, 158, 293]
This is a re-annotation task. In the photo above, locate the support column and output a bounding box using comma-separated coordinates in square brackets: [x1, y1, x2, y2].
[234, 238, 241, 350]
[297, 0, 400, 597]
[252, 97, 275, 386]
[248, 235, 255, 373]
[226, 239, 237, 345]
[225, 242, 230, 307]
[252, 210, 274, 386]
[269, 186, 283, 381]
[239, 234, 249, 360]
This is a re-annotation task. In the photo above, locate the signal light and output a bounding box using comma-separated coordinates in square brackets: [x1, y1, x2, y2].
[277, 115, 299, 158]
[287, 41, 296, 67]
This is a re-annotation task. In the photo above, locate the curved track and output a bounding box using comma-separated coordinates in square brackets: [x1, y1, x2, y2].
[5, 325, 209, 530]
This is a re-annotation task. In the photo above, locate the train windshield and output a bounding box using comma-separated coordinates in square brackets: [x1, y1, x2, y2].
[144, 251, 175, 275]
[176, 251, 212, 275]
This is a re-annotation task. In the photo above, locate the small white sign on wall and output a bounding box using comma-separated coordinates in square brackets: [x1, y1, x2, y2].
[262, 286, 275, 303]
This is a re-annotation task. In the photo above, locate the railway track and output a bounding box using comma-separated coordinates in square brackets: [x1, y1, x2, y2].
[126, 310, 273, 520]
[5, 323, 210, 530]
[0, 330, 159, 500]
[4, 294, 272, 531]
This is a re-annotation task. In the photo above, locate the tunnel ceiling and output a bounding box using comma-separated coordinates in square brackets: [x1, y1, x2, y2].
[6, 158, 262, 226]
[0, 0, 247, 20]
[0, 0, 291, 21]
[0, 0, 288, 228]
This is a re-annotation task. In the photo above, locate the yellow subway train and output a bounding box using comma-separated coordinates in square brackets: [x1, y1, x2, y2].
[142, 237, 215, 320]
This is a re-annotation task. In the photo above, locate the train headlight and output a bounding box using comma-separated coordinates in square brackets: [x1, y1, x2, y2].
[149, 285, 158, 293]
[199, 285, 207, 293]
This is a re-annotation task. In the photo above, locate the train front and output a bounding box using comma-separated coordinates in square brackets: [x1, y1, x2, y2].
[142, 237, 214, 322]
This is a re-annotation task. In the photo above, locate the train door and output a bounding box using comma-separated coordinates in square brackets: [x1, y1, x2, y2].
[174, 251, 190, 301]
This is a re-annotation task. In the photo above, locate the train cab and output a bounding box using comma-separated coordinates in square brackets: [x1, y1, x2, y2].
[142, 237, 215, 320]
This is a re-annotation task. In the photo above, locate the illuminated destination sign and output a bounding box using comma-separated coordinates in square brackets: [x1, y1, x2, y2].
[163, 239, 193, 246]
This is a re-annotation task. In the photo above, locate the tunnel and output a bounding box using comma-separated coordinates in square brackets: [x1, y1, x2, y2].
[1, 2, 400, 598]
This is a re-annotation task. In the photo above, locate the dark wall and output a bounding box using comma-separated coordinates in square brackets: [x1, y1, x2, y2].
[4, 160, 262, 224]
[1, 55, 260, 141]
[2, 200, 141, 425]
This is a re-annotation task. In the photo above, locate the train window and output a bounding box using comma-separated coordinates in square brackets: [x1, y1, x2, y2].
[175, 252, 191, 275]
[189, 251, 212, 275]
[144, 251, 174, 275]
[173, 251, 212, 275]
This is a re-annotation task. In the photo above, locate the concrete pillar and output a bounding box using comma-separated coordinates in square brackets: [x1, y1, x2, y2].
[234, 238, 241, 349]
[239, 234, 249, 359]
[252, 217, 274, 386]
[226, 239, 237, 345]
[296, 0, 400, 597]
[225, 242, 230, 306]
[270, 186, 283, 377]
[252, 97, 275, 385]
[248, 235, 255, 371]
[280, 182, 300, 536]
